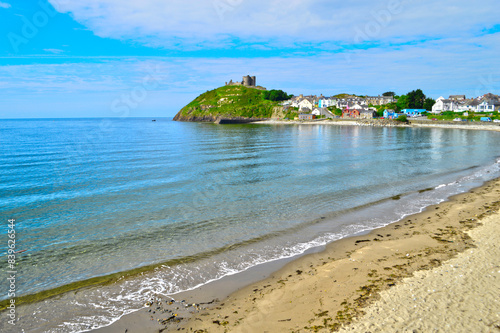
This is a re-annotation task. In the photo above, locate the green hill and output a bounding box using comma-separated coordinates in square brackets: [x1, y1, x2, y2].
[332, 93, 361, 98]
[173, 85, 284, 122]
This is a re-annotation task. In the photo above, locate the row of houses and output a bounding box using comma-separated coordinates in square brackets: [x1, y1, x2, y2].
[342, 108, 377, 119]
[342, 108, 425, 120]
[287, 92, 500, 121]
[431, 94, 500, 113]
[283, 94, 395, 113]
[382, 109, 426, 119]
[296, 107, 336, 120]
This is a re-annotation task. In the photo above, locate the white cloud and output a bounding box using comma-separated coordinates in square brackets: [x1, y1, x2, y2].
[0, 1, 11, 9]
[44, 48, 65, 54]
[0, 59, 170, 94]
[48, 0, 499, 49]
[1, 31, 499, 118]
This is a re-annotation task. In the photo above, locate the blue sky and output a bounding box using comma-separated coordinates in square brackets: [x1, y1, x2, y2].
[0, 0, 499, 118]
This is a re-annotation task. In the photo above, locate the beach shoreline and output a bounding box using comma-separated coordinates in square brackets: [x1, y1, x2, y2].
[94, 176, 500, 333]
[4, 119, 500, 333]
[251, 118, 500, 132]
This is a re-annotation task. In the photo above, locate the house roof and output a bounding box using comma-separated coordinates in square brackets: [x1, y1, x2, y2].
[482, 93, 499, 100]
[344, 108, 371, 112]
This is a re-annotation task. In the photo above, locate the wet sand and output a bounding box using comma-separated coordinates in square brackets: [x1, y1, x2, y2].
[95, 177, 500, 332]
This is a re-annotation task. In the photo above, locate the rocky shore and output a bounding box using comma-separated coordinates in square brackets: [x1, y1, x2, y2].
[172, 114, 268, 124]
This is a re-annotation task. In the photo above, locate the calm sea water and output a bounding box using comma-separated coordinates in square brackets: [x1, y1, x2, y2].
[1, 118, 500, 332]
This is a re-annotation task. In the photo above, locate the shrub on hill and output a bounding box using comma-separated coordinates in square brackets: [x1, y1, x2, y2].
[396, 115, 408, 122]
[262, 89, 293, 102]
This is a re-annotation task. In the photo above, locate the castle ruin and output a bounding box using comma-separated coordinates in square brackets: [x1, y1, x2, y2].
[226, 75, 257, 87]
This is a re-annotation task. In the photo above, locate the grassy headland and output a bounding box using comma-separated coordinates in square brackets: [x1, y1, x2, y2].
[173, 85, 287, 122]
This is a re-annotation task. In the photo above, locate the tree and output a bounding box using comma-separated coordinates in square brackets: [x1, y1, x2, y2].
[407, 89, 425, 109]
[379, 102, 397, 111]
[262, 89, 292, 101]
[423, 97, 436, 111]
[382, 91, 395, 97]
[396, 95, 408, 111]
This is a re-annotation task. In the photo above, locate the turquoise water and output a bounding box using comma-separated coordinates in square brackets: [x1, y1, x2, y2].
[1, 118, 500, 332]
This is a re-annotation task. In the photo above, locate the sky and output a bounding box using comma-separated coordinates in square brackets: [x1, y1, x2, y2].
[0, 0, 499, 118]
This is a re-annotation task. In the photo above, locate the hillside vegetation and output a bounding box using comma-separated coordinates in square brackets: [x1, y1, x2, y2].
[174, 86, 287, 121]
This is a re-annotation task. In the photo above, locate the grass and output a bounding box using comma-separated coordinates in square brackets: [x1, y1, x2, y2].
[177, 85, 281, 119]
[427, 111, 500, 121]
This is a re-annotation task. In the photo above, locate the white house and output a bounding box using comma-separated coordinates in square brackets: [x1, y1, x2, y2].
[477, 101, 498, 112]
[298, 98, 314, 111]
[312, 107, 335, 119]
[454, 102, 469, 112]
[365, 95, 394, 105]
[351, 103, 366, 110]
[318, 98, 335, 108]
[432, 96, 454, 113]
[336, 98, 367, 109]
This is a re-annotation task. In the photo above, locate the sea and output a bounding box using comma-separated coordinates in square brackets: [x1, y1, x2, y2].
[1, 118, 500, 332]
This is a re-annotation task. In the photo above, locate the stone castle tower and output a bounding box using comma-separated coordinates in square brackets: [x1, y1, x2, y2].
[226, 75, 256, 87]
[242, 75, 256, 87]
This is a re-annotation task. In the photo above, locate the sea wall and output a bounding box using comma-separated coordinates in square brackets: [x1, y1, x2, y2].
[254, 118, 500, 131]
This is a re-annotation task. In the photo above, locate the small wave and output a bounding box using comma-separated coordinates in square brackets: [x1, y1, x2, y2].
[10, 158, 500, 333]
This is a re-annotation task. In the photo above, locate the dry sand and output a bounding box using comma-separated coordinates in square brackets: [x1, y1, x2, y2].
[338, 211, 500, 333]
[96, 177, 500, 333]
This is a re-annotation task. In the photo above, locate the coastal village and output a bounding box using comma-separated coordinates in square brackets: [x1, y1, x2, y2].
[280, 92, 500, 121]
[223, 75, 500, 122]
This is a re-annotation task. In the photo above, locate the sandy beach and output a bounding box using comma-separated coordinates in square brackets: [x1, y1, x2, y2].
[95, 176, 500, 333]
[338, 207, 500, 332]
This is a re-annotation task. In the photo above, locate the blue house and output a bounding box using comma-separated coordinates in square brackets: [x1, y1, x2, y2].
[383, 109, 397, 119]
[402, 109, 425, 117]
